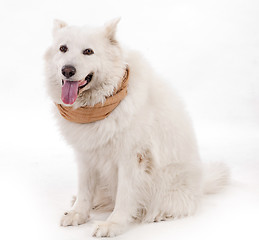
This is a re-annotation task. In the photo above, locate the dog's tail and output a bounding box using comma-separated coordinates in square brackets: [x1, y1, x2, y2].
[202, 161, 230, 194]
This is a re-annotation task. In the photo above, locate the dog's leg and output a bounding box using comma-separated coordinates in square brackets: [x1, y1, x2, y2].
[61, 153, 95, 226]
[92, 160, 137, 237]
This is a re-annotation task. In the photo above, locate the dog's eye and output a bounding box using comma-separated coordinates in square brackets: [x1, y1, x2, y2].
[83, 48, 94, 55]
[60, 45, 68, 53]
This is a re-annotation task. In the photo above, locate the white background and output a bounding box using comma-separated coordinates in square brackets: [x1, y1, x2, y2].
[0, 0, 258, 239]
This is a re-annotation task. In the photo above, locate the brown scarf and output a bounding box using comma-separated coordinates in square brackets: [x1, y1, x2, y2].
[56, 68, 129, 124]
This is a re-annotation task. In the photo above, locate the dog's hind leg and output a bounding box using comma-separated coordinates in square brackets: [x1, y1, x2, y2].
[143, 162, 203, 223]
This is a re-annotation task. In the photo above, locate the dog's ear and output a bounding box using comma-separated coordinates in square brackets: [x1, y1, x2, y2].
[104, 17, 121, 44]
[53, 19, 67, 36]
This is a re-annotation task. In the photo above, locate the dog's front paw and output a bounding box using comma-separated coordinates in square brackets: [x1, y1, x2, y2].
[60, 210, 88, 226]
[92, 221, 125, 237]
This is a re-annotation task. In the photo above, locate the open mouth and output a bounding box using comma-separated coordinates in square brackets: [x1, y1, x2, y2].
[61, 73, 93, 105]
[78, 73, 93, 90]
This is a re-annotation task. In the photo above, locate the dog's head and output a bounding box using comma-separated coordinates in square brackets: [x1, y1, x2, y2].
[44, 18, 125, 107]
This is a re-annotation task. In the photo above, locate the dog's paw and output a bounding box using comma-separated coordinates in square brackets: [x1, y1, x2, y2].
[60, 210, 88, 226]
[92, 221, 125, 238]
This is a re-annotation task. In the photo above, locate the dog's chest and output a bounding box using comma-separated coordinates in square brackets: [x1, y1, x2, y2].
[58, 116, 119, 148]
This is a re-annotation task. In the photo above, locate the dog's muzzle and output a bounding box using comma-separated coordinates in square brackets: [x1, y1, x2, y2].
[61, 72, 94, 105]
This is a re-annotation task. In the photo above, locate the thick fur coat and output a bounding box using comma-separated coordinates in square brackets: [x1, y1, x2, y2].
[44, 19, 229, 237]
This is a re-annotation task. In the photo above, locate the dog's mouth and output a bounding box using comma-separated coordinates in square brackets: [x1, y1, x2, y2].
[61, 73, 93, 105]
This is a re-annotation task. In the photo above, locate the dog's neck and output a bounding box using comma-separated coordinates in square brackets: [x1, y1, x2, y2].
[56, 66, 129, 124]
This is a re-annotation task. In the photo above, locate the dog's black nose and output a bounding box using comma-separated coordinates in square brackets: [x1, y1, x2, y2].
[62, 65, 76, 78]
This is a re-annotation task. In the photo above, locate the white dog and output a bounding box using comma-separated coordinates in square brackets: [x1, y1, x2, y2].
[44, 18, 229, 237]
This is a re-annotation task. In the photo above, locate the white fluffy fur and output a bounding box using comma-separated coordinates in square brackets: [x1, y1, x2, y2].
[44, 19, 229, 237]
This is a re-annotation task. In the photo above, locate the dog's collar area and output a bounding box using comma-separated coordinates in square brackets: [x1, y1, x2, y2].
[56, 66, 129, 124]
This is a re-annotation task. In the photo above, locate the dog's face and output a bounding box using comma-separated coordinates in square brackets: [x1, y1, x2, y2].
[44, 19, 124, 106]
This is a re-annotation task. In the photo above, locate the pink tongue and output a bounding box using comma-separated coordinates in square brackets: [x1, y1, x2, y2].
[61, 80, 79, 105]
